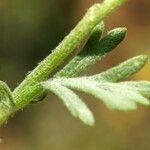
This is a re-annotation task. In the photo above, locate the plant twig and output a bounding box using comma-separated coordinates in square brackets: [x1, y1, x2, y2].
[13, 0, 127, 109]
[0, 0, 131, 125]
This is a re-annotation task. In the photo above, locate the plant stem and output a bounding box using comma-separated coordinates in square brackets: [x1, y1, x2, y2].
[0, 0, 127, 125]
[13, 0, 126, 110]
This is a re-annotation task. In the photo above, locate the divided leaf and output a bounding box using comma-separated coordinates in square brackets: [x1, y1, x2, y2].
[40, 53, 149, 126]
[42, 78, 150, 117]
[42, 81, 95, 126]
[41, 53, 149, 125]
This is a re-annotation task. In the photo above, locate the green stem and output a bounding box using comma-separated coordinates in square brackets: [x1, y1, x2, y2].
[0, 0, 127, 125]
[13, 0, 126, 109]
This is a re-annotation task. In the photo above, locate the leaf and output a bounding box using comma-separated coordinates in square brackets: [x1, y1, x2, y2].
[118, 81, 150, 97]
[42, 81, 95, 126]
[41, 54, 150, 125]
[34, 54, 148, 103]
[53, 78, 138, 110]
[55, 27, 126, 78]
[91, 55, 148, 82]
[42, 78, 150, 111]
[0, 81, 14, 107]
[96, 81, 150, 105]
[0, 81, 14, 124]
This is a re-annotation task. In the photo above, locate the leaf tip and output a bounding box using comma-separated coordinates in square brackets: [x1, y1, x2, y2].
[84, 115, 95, 126]
[140, 54, 149, 63]
[109, 27, 127, 39]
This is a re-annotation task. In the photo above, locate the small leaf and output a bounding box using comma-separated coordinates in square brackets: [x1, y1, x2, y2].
[0, 81, 14, 107]
[44, 77, 150, 111]
[96, 27, 127, 53]
[34, 55, 148, 103]
[91, 55, 148, 82]
[87, 22, 105, 45]
[0, 81, 14, 124]
[54, 78, 138, 110]
[96, 81, 150, 106]
[42, 81, 95, 126]
[119, 81, 150, 97]
[55, 27, 126, 78]
[55, 22, 104, 78]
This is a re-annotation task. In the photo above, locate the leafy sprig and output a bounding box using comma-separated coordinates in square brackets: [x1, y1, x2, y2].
[0, 0, 149, 126]
[42, 78, 150, 126]
[41, 53, 149, 126]
[55, 25, 126, 78]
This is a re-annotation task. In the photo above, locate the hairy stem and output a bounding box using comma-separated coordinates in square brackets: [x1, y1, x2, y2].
[0, 0, 127, 125]
[13, 0, 126, 109]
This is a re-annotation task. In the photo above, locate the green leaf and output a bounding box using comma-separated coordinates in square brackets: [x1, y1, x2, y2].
[55, 27, 126, 78]
[119, 81, 150, 97]
[91, 55, 148, 82]
[0, 81, 14, 124]
[42, 81, 95, 126]
[53, 78, 138, 110]
[0, 81, 14, 107]
[42, 78, 150, 111]
[95, 81, 150, 105]
[31, 23, 104, 103]
[87, 22, 104, 45]
[34, 54, 148, 103]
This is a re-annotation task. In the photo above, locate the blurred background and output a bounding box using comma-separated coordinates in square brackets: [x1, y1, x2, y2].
[0, 0, 150, 150]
